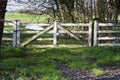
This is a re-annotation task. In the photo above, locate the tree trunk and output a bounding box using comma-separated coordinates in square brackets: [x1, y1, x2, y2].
[88, 0, 93, 20]
[0, 0, 7, 49]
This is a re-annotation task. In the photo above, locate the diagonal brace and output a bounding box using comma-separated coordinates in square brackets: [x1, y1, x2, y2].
[58, 24, 80, 40]
[21, 24, 53, 47]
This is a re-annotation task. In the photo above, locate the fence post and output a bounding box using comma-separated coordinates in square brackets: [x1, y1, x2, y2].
[93, 20, 98, 46]
[53, 21, 57, 47]
[88, 21, 93, 47]
[13, 20, 20, 47]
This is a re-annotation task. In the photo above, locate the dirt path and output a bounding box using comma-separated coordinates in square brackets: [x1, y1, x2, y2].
[55, 60, 120, 80]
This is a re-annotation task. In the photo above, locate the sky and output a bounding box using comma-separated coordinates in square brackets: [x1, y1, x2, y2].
[6, 1, 26, 11]
[6, 0, 45, 11]
[6, 0, 95, 12]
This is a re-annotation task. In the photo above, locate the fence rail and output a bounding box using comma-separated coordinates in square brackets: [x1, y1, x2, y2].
[2, 20, 120, 48]
[98, 30, 120, 33]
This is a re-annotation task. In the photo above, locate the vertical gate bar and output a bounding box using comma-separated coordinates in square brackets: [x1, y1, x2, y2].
[13, 20, 17, 47]
[13, 20, 20, 47]
[53, 21, 57, 47]
[16, 20, 20, 47]
[94, 21, 98, 46]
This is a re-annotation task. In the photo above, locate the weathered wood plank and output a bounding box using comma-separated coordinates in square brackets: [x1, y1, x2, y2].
[2, 38, 13, 41]
[59, 23, 89, 26]
[21, 23, 51, 27]
[98, 43, 120, 46]
[28, 44, 87, 48]
[4, 30, 13, 33]
[98, 30, 120, 33]
[20, 31, 39, 33]
[5, 30, 120, 34]
[58, 44, 87, 47]
[20, 30, 88, 34]
[98, 37, 120, 40]
[28, 45, 54, 48]
[36, 38, 53, 41]
[98, 23, 120, 27]
[4, 23, 14, 26]
[3, 38, 53, 41]
[58, 30, 88, 34]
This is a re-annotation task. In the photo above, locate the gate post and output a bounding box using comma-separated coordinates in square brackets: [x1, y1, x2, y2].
[88, 21, 93, 47]
[53, 21, 57, 47]
[93, 20, 98, 46]
[13, 20, 20, 47]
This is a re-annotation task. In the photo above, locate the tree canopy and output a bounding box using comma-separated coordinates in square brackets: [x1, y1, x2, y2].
[14, 0, 120, 23]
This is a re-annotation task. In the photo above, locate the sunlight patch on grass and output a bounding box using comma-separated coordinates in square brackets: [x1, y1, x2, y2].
[92, 68, 105, 76]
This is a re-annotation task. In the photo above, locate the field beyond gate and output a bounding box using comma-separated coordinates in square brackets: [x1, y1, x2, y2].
[2, 20, 120, 48]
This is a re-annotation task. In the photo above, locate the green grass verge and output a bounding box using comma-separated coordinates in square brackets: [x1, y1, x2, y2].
[5, 12, 50, 23]
[0, 46, 120, 79]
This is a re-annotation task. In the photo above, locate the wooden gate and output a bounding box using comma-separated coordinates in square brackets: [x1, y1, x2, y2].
[20, 21, 92, 48]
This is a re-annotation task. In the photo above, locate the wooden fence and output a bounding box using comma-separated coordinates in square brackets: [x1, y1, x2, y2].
[2, 20, 120, 48]
[94, 21, 120, 46]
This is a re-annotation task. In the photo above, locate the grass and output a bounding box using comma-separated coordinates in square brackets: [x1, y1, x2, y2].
[0, 48, 68, 80]
[4, 26, 13, 30]
[5, 12, 50, 23]
[4, 26, 27, 30]
[0, 46, 120, 79]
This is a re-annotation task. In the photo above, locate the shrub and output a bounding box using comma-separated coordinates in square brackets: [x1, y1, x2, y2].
[17, 9, 31, 14]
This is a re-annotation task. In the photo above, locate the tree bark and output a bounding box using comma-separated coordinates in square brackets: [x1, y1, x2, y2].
[0, 0, 7, 49]
[88, 0, 93, 20]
